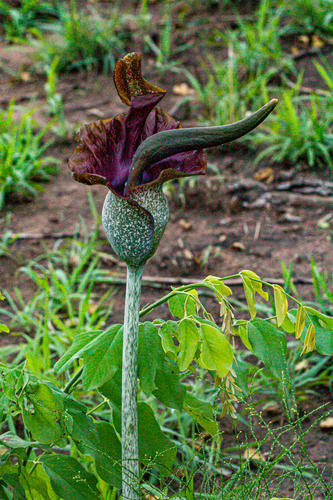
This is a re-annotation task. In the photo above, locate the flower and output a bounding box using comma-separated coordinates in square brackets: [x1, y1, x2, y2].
[68, 52, 206, 197]
[69, 52, 278, 268]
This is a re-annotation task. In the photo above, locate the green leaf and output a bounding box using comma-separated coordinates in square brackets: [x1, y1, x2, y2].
[232, 359, 253, 396]
[93, 422, 122, 488]
[74, 420, 122, 490]
[177, 318, 200, 371]
[247, 318, 287, 379]
[26, 464, 60, 500]
[19, 469, 52, 500]
[138, 322, 165, 396]
[158, 321, 179, 361]
[289, 307, 333, 355]
[168, 291, 197, 319]
[153, 359, 187, 411]
[0, 323, 9, 333]
[0, 433, 35, 449]
[273, 285, 288, 326]
[1, 363, 27, 402]
[183, 393, 219, 438]
[199, 323, 233, 377]
[137, 402, 176, 474]
[236, 323, 252, 351]
[0, 483, 10, 500]
[308, 313, 333, 355]
[240, 270, 268, 301]
[54, 330, 103, 374]
[22, 382, 65, 444]
[281, 311, 296, 334]
[41, 455, 100, 500]
[82, 325, 123, 390]
[113, 402, 176, 474]
[203, 276, 232, 297]
[2, 473, 27, 500]
[295, 305, 306, 339]
[99, 370, 122, 409]
[241, 275, 257, 319]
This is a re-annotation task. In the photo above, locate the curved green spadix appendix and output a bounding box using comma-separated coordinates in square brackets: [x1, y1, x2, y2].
[125, 98, 278, 193]
[102, 98, 278, 268]
[69, 52, 278, 268]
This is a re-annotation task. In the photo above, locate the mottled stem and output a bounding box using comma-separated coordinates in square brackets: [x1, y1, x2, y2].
[122, 264, 144, 500]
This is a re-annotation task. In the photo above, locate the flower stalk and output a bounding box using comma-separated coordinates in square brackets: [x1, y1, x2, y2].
[122, 264, 144, 500]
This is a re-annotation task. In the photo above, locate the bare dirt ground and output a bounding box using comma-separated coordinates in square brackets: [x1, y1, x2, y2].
[0, 1, 333, 497]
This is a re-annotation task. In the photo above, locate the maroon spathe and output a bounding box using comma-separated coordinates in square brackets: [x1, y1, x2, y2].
[68, 53, 206, 197]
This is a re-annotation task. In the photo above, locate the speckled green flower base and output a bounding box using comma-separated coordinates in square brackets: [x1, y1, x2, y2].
[102, 184, 169, 267]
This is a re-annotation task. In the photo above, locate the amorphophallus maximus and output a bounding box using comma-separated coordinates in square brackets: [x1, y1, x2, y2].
[69, 52, 277, 499]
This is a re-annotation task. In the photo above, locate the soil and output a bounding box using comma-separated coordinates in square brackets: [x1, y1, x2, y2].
[0, 1, 333, 498]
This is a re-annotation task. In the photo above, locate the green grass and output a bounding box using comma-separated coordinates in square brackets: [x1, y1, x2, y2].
[143, 3, 192, 73]
[249, 85, 333, 169]
[0, 102, 58, 209]
[282, 0, 333, 38]
[0, 0, 58, 42]
[141, 386, 333, 499]
[28, 0, 127, 73]
[0, 218, 116, 378]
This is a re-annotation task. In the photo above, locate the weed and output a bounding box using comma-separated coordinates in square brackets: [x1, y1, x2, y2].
[142, 393, 333, 499]
[0, 0, 58, 42]
[184, 57, 271, 126]
[219, 0, 293, 79]
[163, 162, 222, 205]
[0, 230, 17, 259]
[250, 84, 333, 169]
[0, 218, 116, 376]
[28, 0, 126, 73]
[0, 102, 58, 209]
[144, 2, 192, 73]
[282, 0, 333, 38]
[308, 259, 333, 315]
[44, 56, 71, 137]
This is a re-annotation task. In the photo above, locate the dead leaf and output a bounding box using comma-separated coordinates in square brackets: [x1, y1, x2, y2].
[232, 241, 246, 251]
[243, 447, 266, 462]
[86, 108, 104, 117]
[298, 35, 310, 45]
[20, 71, 31, 82]
[320, 417, 333, 429]
[263, 401, 280, 414]
[178, 218, 192, 230]
[295, 359, 308, 371]
[88, 301, 99, 314]
[312, 34, 324, 48]
[291, 47, 299, 55]
[216, 466, 233, 477]
[219, 234, 227, 243]
[281, 213, 302, 223]
[183, 248, 194, 260]
[219, 217, 231, 226]
[172, 83, 195, 96]
[254, 167, 274, 184]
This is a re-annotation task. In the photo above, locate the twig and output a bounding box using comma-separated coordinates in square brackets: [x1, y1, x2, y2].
[290, 46, 333, 61]
[284, 77, 331, 97]
[105, 273, 313, 288]
[254, 221, 261, 241]
[0, 231, 81, 240]
[64, 99, 111, 112]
